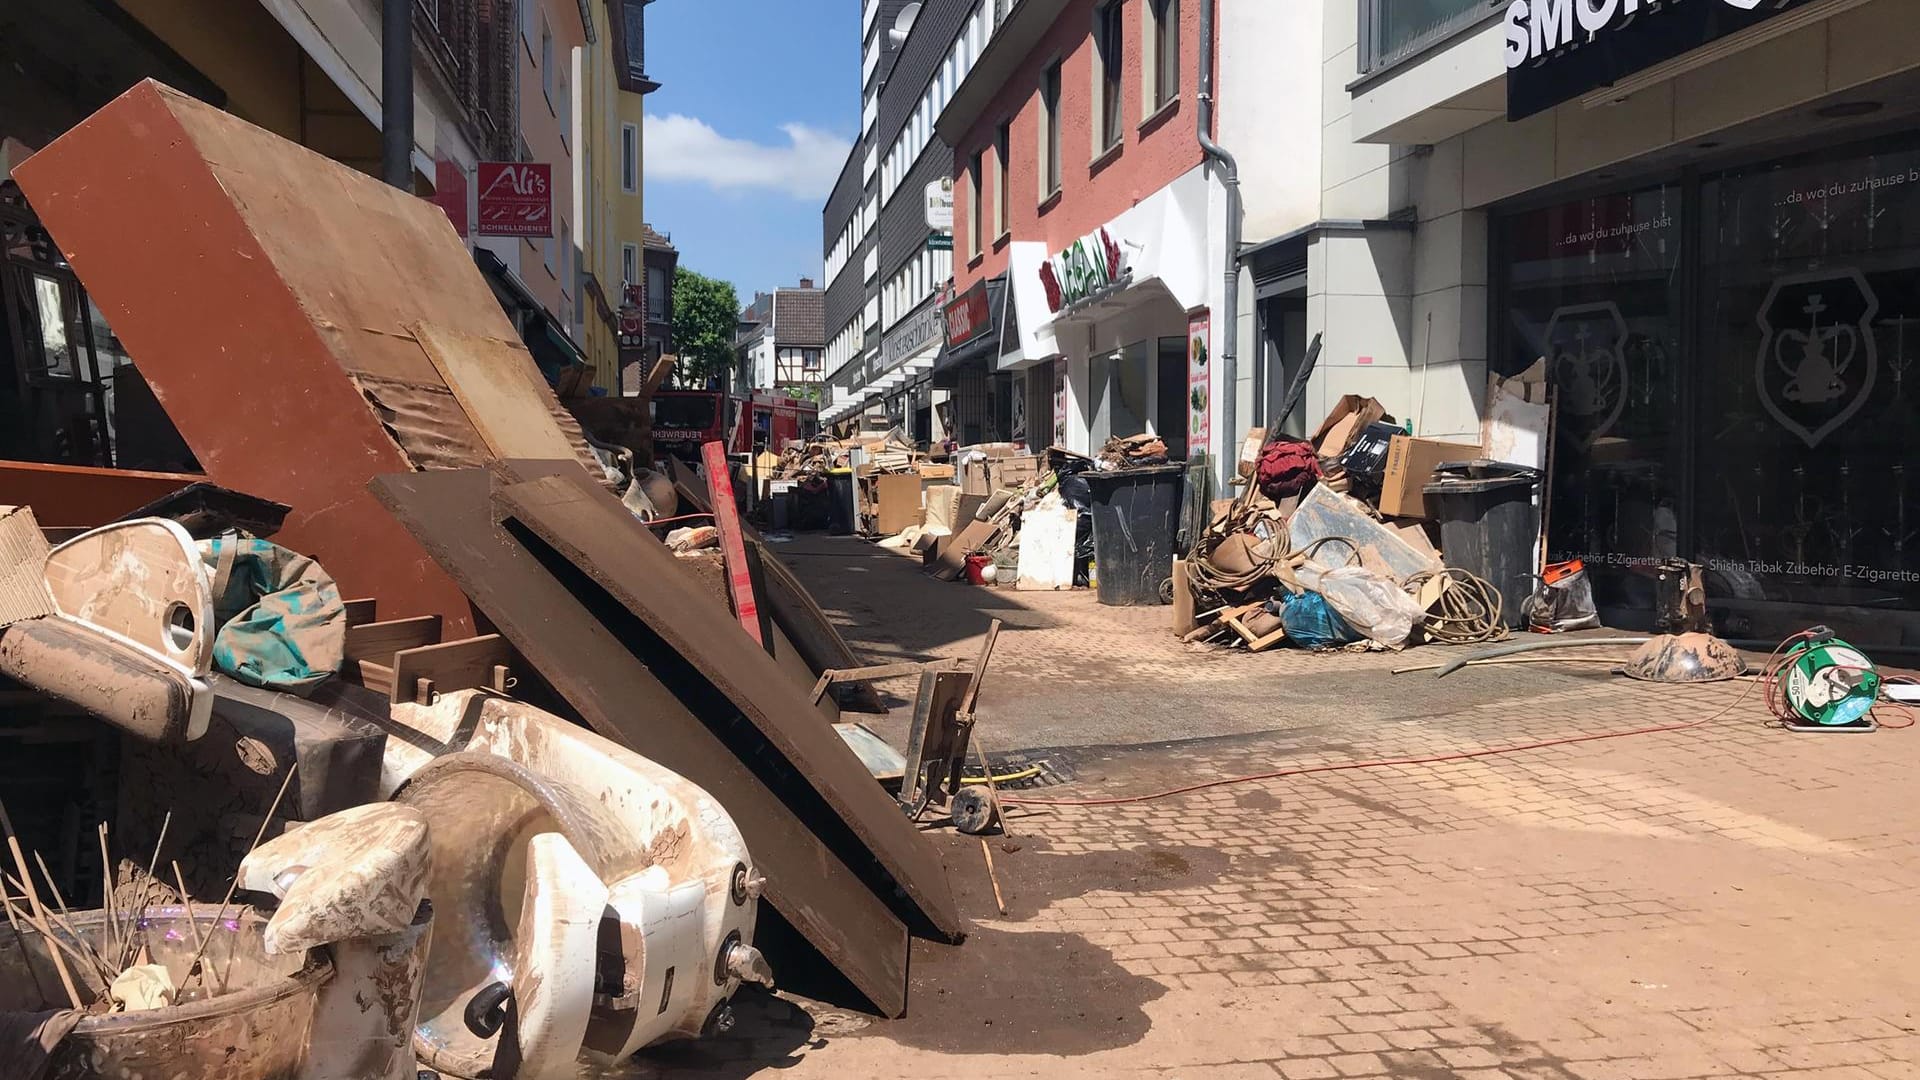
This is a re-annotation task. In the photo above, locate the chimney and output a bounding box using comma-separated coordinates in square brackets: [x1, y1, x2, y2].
[799, 277, 815, 289]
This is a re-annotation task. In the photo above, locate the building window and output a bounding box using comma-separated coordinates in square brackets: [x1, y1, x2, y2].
[543, 232, 556, 277]
[1148, 0, 1178, 111]
[622, 243, 639, 286]
[559, 221, 572, 296]
[967, 151, 984, 260]
[541, 18, 555, 111]
[994, 121, 1010, 239]
[522, 0, 537, 56]
[646, 264, 667, 321]
[1039, 61, 1062, 199]
[621, 123, 638, 193]
[1094, 3, 1123, 153]
[804, 348, 821, 372]
[558, 60, 571, 147]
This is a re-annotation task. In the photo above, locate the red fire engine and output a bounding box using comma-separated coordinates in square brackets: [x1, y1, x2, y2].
[650, 390, 818, 461]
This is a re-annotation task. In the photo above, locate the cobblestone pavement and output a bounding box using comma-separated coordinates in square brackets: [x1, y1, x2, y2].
[606, 535, 1920, 1080]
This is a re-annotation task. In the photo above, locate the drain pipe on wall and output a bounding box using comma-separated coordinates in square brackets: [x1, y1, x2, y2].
[1197, 0, 1242, 469]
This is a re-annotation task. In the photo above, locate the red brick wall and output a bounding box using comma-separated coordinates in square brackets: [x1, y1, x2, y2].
[953, 0, 1207, 292]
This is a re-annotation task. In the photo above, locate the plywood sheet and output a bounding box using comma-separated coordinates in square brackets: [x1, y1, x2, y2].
[413, 323, 580, 461]
[494, 467, 961, 942]
[1016, 505, 1076, 590]
[367, 467, 912, 1016]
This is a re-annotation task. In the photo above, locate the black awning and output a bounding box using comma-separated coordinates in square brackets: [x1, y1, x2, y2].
[932, 275, 1006, 381]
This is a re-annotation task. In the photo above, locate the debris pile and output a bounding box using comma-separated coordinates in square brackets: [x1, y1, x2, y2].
[0, 81, 971, 1080]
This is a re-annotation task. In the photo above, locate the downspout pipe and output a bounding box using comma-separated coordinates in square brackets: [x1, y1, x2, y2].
[381, 0, 414, 190]
[1197, 0, 1241, 475]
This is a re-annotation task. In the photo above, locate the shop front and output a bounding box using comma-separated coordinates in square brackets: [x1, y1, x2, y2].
[1000, 166, 1221, 465]
[1479, 7, 1920, 640]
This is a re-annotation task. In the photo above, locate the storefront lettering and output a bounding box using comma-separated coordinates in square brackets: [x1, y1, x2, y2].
[1556, 212, 1672, 250]
[1505, 0, 1768, 70]
[1775, 168, 1920, 209]
[1039, 228, 1128, 314]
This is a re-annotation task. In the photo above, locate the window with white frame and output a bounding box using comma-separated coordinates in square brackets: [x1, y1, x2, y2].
[621, 124, 638, 192]
[994, 121, 1009, 239]
[622, 243, 639, 287]
[967, 151, 983, 260]
[1039, 60, 1062, 198]
[560, 220, 572, 297]
[558, 59, 571, 146]
[522, 0, 537, 54]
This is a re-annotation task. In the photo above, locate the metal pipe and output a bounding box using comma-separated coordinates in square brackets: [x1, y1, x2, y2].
[1197, 0, 1241, 479]
[381, 0, 414, 190]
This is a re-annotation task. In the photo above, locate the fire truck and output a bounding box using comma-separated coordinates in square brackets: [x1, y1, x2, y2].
[650, 390, 819, 462]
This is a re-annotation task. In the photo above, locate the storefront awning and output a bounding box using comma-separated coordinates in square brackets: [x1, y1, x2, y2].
[933, 276, 1006, 378]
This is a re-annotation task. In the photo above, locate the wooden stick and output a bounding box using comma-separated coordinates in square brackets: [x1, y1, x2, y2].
[32, 852, 114, 985]
[1390, 655, 1630, 676]
[0, 799, 82, 1009]
[3, 874, 91, 1005]
[970, 734, 1011, 842]
[172, 862, 210, 992]
[979, 838, 1007, 917]
[189, 763, 297, 991]
[0, 892, 51, 1005]
[122, 811, 171, 970]
[98, 823, 119, 967]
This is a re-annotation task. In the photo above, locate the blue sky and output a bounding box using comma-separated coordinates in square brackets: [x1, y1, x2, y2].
[643, 0, 859, 304]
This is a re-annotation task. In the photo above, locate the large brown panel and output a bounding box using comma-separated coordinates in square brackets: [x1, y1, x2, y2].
[493, 469, 962, 942]
[366, 468, 911, 1016]
[10, 82, 596, 628]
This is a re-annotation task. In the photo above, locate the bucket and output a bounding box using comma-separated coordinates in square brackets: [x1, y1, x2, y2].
[965, 554, 993, 585]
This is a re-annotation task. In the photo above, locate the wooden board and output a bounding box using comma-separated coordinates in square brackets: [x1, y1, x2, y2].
[934, 520, 1000, 581]
[666, 457, 884, 714]
[493, 468, 962, 942]
[388, 634, 511, 705]
[413, 323, 581, 462]
[702, 441, 765, 648]
[873, 474, 923, 537]
[342, 598, 379, 628]
[1171, 558, 1196, 637]
[342, 614, 443, 662]
[367, 467, 913, 1016]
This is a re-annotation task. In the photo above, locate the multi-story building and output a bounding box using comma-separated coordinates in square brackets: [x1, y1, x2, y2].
[4, 0, 649, 401]
[1228, 0, 1920, 641]
[734, 281, 828, 398]
[930, 0, 1230, 459]
[641, 223, 677, 368]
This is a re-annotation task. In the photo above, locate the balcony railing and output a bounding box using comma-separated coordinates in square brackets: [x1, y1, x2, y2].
[1357, 0, 1503, 76]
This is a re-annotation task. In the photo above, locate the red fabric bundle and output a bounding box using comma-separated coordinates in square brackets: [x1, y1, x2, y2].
[1257, 437, 1321, 500]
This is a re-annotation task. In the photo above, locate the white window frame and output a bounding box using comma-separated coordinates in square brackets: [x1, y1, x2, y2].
[522, 0, 537, 57]
[622, 243, 639, 287]
[1144, 0, 1179, 115]
[1091, 1, 1124, 156]
[541, 18, 555, 113]
[967, 151, 983, 261]
[621, 123, 639, 193]
[1038, 60, 1063, 201]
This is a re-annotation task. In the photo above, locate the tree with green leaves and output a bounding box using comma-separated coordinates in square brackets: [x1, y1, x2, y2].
[671, 266, 740, 388]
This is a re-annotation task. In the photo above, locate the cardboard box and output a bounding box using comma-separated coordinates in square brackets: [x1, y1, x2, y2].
[961, 460, 994, 497]
[996, 455, 1039, 488]
[873, 473, 924, 536]
[1379, 435, 1480, 519]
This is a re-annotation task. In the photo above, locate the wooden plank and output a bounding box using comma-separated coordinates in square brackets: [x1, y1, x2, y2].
[368, 468, 913, 1016]
[388, 634, 512, 706]
[934, 520, 999, 581]
[701, 441, 765, 649]
[357, 659, 395, 697]
[342, 614, 443, 662]
[413, 322, 581, 462]
[666, 457, 885, 714]
[809, 660, 957, 706]
[342, 598, 378, 627]
[493, 468, 962, 942]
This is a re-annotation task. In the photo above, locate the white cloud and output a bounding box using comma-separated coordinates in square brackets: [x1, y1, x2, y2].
[645, 114, 850, 200]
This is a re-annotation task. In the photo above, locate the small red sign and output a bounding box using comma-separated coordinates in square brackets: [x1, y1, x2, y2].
[433, 158, 469, 237]
[944, 281, 991, 349]
[477, 161, 552, 237]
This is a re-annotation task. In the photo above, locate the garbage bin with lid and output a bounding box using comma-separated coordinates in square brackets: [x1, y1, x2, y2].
[1422, 462, 1541, 630]
[1083, 464, 1186, 606]
[826, 469, 856, 535]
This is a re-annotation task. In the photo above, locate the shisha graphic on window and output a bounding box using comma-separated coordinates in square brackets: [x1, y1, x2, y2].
[1545, 301, 1629, 449]
[1754, 268, 1880, 448]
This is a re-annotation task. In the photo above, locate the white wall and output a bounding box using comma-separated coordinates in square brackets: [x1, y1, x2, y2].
[1220, 0, 1323, 242]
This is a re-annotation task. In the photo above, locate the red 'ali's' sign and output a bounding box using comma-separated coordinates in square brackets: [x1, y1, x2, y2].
[943, 280, 991, 349]
[477, 161, 553, 237]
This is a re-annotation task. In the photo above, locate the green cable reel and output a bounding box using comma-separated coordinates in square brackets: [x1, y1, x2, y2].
[1781, 633, 1881, 727]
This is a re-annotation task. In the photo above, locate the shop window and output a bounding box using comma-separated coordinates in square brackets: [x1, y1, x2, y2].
[1090, 342, 1152, 445]
[1092, 2, 1124, 154]
[1697, 143, 1920, 612]
[1498, 183, 1684, 612]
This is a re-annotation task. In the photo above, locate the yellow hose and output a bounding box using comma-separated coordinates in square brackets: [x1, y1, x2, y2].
[961, 765, 1043, 785]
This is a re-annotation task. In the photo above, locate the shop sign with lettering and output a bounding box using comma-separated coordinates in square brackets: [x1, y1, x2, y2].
[1504, 0, 1818, 122]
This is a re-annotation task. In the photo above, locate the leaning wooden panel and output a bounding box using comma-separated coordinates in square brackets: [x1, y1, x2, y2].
[493, 470, 963, 942]
[366, 468, 912, 1016]
[412, 323, 581, 462]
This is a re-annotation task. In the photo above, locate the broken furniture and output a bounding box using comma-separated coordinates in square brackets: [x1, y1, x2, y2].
[369, 466, 935, 1017]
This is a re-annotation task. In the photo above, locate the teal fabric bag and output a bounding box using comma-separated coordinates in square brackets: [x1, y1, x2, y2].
[198, 537, 346, 695]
